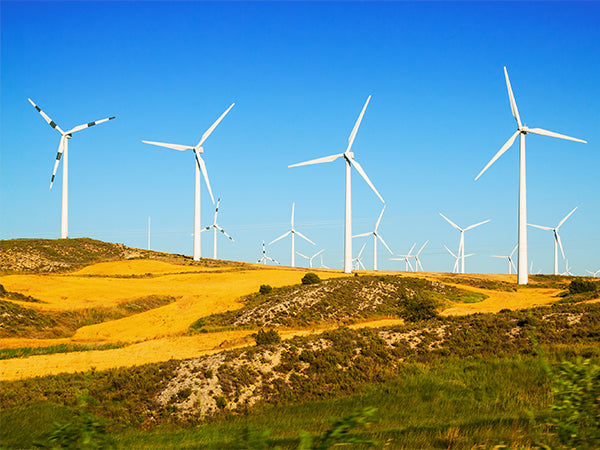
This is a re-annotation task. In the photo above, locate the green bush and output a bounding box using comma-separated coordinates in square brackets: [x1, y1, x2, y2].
[302, 273, 321, 285]
[259, 284, 273, 295]
[401, 293, 439, 322]
[569, 279, 598, 294]
[255, 329, 281, 346]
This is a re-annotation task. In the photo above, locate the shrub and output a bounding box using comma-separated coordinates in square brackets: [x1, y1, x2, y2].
[259, 284, 273, 295]
[569, 279, 598, 294]
[302, 273, 321, 285]
[255, 329, 281, 346]
[401, 293, 439, 322]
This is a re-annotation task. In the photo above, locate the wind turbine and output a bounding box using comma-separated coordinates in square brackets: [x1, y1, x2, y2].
[296, 249, 325, 269]
[28, 98, 115, 238]
[319, 253, 329, 269]
[269, 203, 315, 267]
[528, 207, 577, 276]
[352, 205, 393, 270]
[412, 241, 429, 272]
[353, 243, 367, 270]
[289, 96, 384, 273]
[202, 198, 234, 259]
[562, 260, 573, 276]
[391, 243, 416, 271]
[585, 269, 600, 277]
[439, 213, 490, 274]
[258, 241, 279, 265]
[445, 245, 475, 273]
[475, 67, 586, 285]
[491, 244, 518, 274]
[143, 103, 234, 261]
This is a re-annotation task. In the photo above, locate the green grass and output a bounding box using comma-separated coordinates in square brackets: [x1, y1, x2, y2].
[0, 342, 128, 360]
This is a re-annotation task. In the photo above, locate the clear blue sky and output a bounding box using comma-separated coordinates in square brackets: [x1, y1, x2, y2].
[1, 1, 598, 274]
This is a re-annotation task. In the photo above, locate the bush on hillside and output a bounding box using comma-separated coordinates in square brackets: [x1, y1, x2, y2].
[259, 284, 273, 295]
[255, 329, 281, 346]
[569, 279, 598, 295]
[401, 293, 439, 322]
[302, 273, 321, 285]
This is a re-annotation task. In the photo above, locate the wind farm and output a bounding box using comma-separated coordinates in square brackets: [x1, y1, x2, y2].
[2, 2, 599, 449]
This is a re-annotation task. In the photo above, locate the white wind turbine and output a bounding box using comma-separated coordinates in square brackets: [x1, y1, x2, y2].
[258, 241, 279, 265]
[475, 67, 586, 285]
[296, 249, 325, 269]
[586, 269, 600, 277]
[269, 203, 315, 267]
[143, 103, 234, 261]
[491, 244, 518, 275]
[352, 205, 393, 270]
[28, 98, 115, 238]
[528, 207, 577, 276]
[391, 243, 416, 272]
[412, 241, 429, 272]
[289, 96, 384, 273]
[202, 198, 234, 259]
[440, 213, 490, 274]
[445, 245, 475, 273]
[562, 260, 573, 276]
[353, 242, 367, 270]
[319, 253, 329, 269]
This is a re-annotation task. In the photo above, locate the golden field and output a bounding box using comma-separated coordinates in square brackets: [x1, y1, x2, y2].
[1, 260, 566, 381]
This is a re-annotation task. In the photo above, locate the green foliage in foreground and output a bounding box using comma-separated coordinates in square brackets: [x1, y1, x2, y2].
[0, 342, 127, 360]
[254, 328, 281, 346]
[301, 272, 321, 285]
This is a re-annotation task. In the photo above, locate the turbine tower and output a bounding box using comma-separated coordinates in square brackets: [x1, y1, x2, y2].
[475, 67, 586, 285]
[143, 103, 234, 261]
[296, 249, 325, 269]
[202, 199, 234, 259]
[491, 244, 518, 275]
[258, 241, 278, 265]
[289, 96, 384, 273]
[528, 207, 577, 276]
[269, 203, 315, 267]
[440, 213, 489, 274]
[353, 205, 393, 270]
[28, 98, 115, 238]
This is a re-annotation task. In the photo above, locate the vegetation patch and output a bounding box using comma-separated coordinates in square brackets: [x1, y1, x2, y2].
[556, 278, 600, 303]
[0, 342, 128, 360]
[190, 275, 486, 331]
[439, 275, 518, 292]
[0, 295, 176, 338]
[0, 283, 43, 303]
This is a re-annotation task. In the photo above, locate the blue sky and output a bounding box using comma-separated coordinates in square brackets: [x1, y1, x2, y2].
[1, 1, 598, 274]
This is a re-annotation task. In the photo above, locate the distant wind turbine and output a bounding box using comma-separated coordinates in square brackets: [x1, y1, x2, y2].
[475, 67, 586, 285]
[202, 199, 234, 259]
[258, 241, 278, 265]
[562, 260, 573, 276]
[353, 243, 367, 270]
[353, 205, 393, 270]
[296, 249, 325, 269]
[440, 213, 489, 274]
[391, 243, 416, 271]
[319, 253, 329, 269]
[269, 203, 315, 267]
[143, 103, 234, 261]
[28, 98, 115, 238]
[412, 241, 429, 272]
[445, 245, 474, 273]
[491, 244, 518, 275]
[528, 207, 577, 275]
[586, 269, 600, 277]
[289, 96, 384, 273]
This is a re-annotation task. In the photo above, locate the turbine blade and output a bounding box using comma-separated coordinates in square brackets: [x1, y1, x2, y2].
[267, 256, 279, 264]
[465, 219, 490, 231]
[358, 242, 366, 257]
[197, 103, 235, 148]
[289, 153, 344, 168]
[296, 252, 309, 260]
[504, 67, 522, 128]
[28, 98, 65, 135]
[406, 259, 414, 271]
[346, 95, 371, 153]
[510, 259, 517, 274]
[194, 152, 215, 204]
[291, 202, 295, 227]
[556, 232, 565, 259]
[491, 255, 505, 259]
[527, 128, 586, 144]
[214, 199, 220, 225]
[475, 130, 520, 180]
[510, 244, 518, 257]
[444, 245, 457, 259]
[295, 230, 316, 245]
[557, 207, 577, 228]
[377, 234, 394, 254]
[417, 240, 429, 255]
[439, 213, 461, 231]
[50, 137, 65, 188]
[66, 116, 115, 134]
[407, 243, 416, 255]
[269, 231, 290, 245]
[374, 205, 386, 230]
[142, 140, 194, 151]
[312, 249, 325, 258]
[352, 232, 372, 238]
[349, 158, 384, 203]
[217, 226, 234, 241]
[528, 223, 553, 231]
